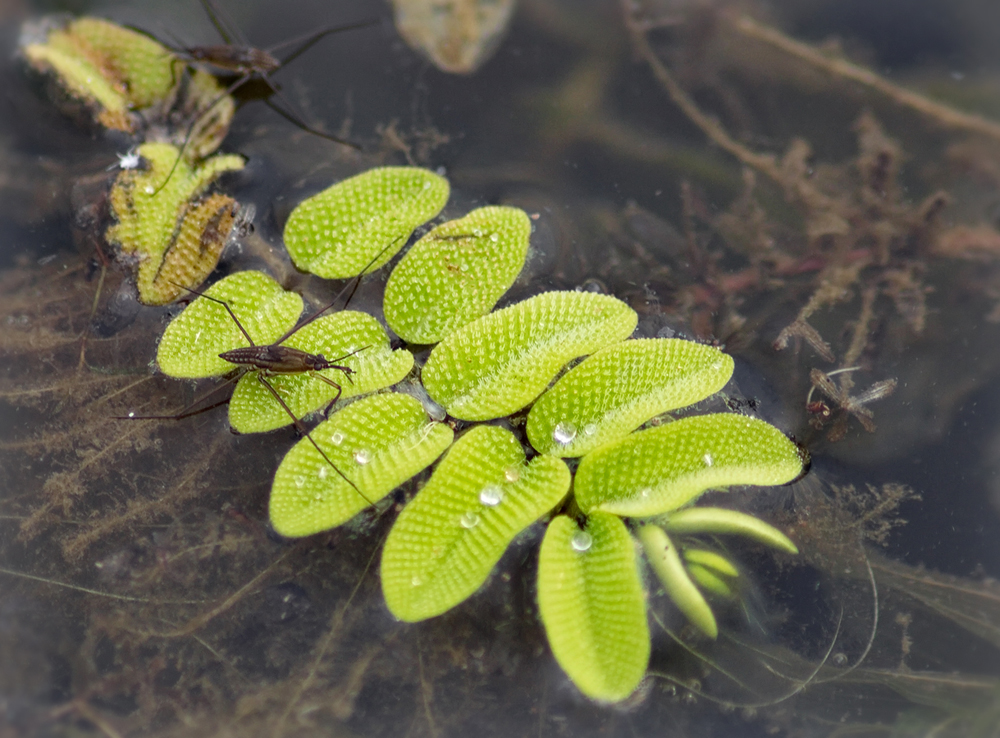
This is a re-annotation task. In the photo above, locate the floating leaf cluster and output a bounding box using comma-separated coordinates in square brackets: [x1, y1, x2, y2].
[19, 15, 241, 305]
[150, 165, 806, 702]
[21, 9, 805, 706]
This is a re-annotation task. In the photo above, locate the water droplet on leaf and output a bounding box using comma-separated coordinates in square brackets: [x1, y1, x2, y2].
[570, 531, 592, 552]
[552, 422, 577, 445]
[354, 448, 372, 465]
[459, 511, 480, 528]
[479, 485, 504, 506]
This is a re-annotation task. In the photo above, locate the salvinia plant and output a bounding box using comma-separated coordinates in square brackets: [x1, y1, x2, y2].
[152, 166, 807, 703]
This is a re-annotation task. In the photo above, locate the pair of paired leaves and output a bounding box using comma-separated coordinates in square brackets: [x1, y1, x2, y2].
[106, 143, 246, 305]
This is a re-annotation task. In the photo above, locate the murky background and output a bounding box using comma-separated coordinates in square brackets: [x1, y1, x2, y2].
[3, 0, 1000, 735]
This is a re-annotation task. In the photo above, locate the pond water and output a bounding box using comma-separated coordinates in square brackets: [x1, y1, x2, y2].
[2, 0, 1000, 736]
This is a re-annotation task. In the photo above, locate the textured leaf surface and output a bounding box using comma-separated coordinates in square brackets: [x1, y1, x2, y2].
[283, 167, 449, 278]
[384, 206, 531, 344]
[270, 393, 453, 537]
[638, 525, 717, 638]
[575, 414, 804, 517]
[21, 16, 175, 131]
[156, 271, 302, 378]
[382, 425, 569, 621]
[664, 507, 798, 553]
[422, 291, 638, 421]
[537, 513, 650, 702]
[527, 338, 734, 457]
[228, 311, 414, 433]
[106, 142, 245, 305]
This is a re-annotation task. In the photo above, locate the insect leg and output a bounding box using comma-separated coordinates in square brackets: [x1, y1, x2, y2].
[165, 279, 256, 347]
[152, 71, 251, 196]
[255, 374, 374, 506]
[260, 85, 361, 149]
[267, 19, 377, 67]
[114, 375, 238, 421]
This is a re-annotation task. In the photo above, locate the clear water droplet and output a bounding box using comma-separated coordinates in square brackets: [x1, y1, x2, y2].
[571, 531, 592, 552]
[831, 652, 848, 666]
[411, 575, 423, 586]
[330, 431, 344, 445]
[144, 186, 154, 194]
[317, 466, 329, 480]
[127, 411, 135, 418]
[552, 422, 577, 445]
[504, 466, 521, 483]
[472, 228, 483, 237]
[459, 511, 480, 528]
[354, 448, 372, 465]
[294, 475, 305, 488]
[489, 232, 499, 242]
[583, 423, 597, 436]
[640, 487, 652, 498]
[312, 492, 323, 502]
[703, 453, 713, 467]
[479, 485, 504, 506]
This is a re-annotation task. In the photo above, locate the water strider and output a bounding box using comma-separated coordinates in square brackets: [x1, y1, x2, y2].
[153, 0, 374, 194]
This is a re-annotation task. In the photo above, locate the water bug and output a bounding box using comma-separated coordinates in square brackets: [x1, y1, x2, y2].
[154, 0, 373, 194]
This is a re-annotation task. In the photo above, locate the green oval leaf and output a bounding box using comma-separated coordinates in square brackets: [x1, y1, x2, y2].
[422, 291, 638, 421]
[270, 393, 453, 537]
[283, 166, 449, 278]
[527, 338, 734, 457]
[383, 205, 531, 344]
[228, 311, 414, 433]
[156, 271, 302, 378]
[664, 507, 798, 553]
[106, 142, 245, 305]
[686, 563, 737, 598]
[382, 425, 570, 621]
[537, 513, 650, 702]
[575, 414, 804, 517]
[637, 525, 717, 638]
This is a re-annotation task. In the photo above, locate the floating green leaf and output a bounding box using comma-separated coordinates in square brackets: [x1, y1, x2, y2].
[575, 414, 804, 517]
[228, 311, 414, 433]
[156, 270, 302, 378]
[106, 142, 245, 305]
[537, 513, 650, 702]
[638, 525, 717, 637]
[664, 507, 799, 553]
[382, 425, 570, 621]
[21, 16, 176, 132]
[527, 338, 734, 457]
[383, 205, 531, 344]
[422, 291, 638, 421]
[270, 393, 454, 537]
[283, 167, 450, 279]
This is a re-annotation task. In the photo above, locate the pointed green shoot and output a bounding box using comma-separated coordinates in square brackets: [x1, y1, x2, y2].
[384, 206, 531, 344]
[283, 167, 450, 278]
[538, 513, 650, 702]
[638, 525, 717, 638]
[156, 271, 302, 378]
[664, 507, 799, 554]
[381, 425, 570, 621]
[422, 291, 638, 421]
[228, 311, 414, 433]
[575, 414, 804, 517]
[683, 548, 739, 577]
[527, 338, 734, 457]
[270, 393, 453, 537]
[686, 563, 737, 599]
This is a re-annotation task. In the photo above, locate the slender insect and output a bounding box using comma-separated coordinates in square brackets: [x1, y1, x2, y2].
[154, 0, 373, 194]
[119, 242, 400, 505]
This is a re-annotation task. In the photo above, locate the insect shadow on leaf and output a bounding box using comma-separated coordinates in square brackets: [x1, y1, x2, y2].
[153, 0, 375, 195]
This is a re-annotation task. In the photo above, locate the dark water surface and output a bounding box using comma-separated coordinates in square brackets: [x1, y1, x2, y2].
[2, 1, 1000, 736]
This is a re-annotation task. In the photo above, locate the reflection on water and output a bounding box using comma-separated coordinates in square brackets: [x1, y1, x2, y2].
[2, 0, 1000, 735]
